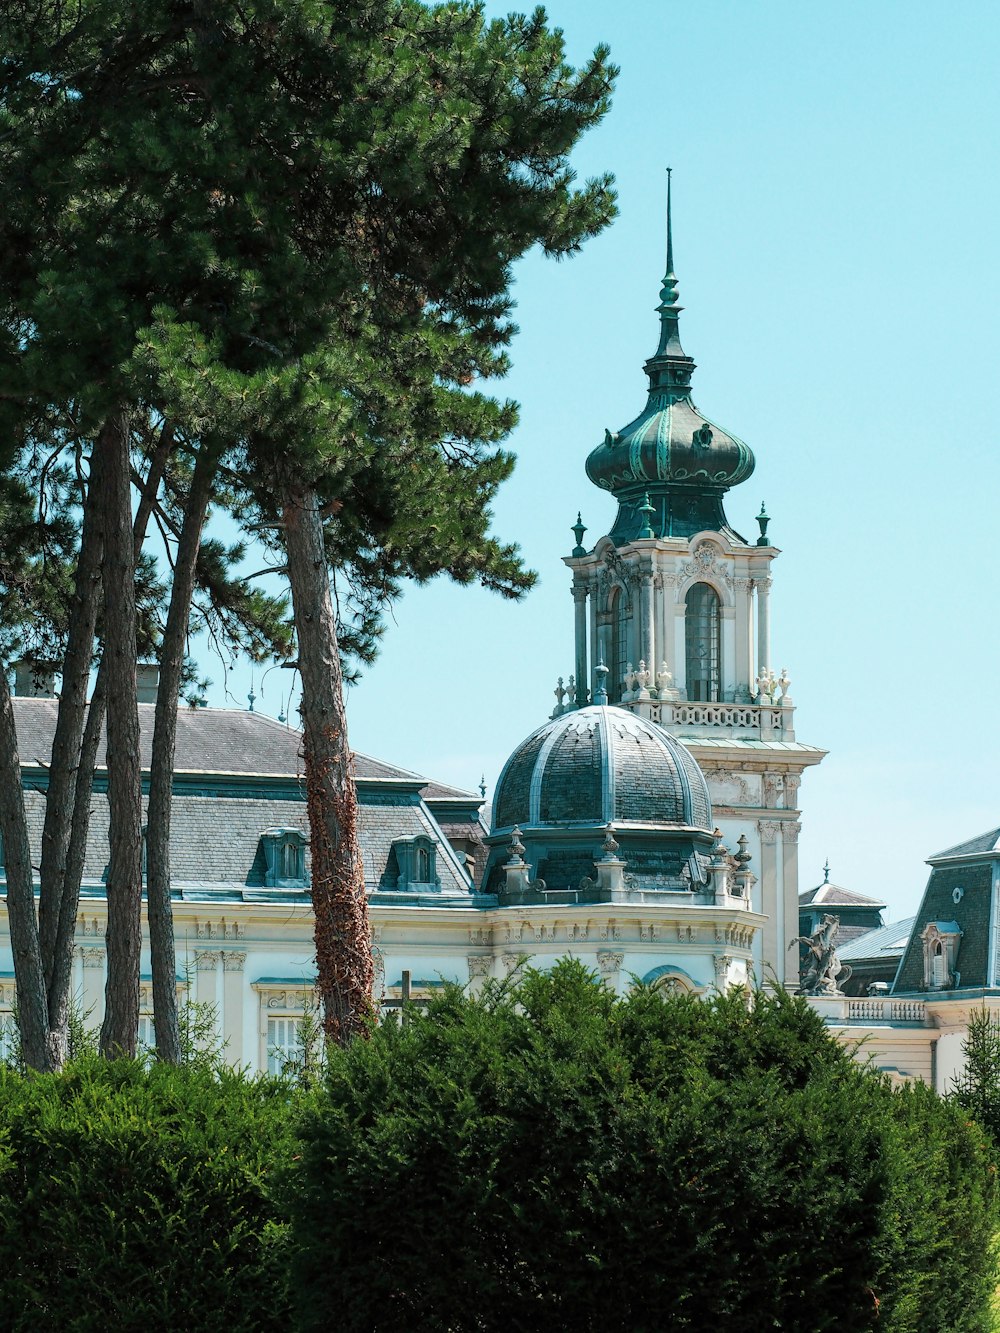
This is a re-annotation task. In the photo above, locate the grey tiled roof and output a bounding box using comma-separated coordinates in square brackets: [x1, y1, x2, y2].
[800, 883, 887, 909]
[13, 697, 305, 776]
[11, 699, 471, 901]
[931, 828, 1000, 859]
[11, 696, 457, 788]
[838, 917, 915, 962]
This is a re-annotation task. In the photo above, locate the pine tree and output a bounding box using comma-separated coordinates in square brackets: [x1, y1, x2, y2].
[0, 0, 617, 1053]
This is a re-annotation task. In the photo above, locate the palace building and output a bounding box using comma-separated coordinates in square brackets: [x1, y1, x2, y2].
[2, 190, 979, 1087]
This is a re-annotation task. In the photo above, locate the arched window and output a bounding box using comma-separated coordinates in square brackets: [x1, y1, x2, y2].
[685, 582, 721, 702]
[609, 586, 629, 704]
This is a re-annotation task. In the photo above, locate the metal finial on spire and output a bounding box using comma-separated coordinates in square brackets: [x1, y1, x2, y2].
[823, 859, 830, 884]
[665, 166, 674, 277]
[479, 774, 487, 800]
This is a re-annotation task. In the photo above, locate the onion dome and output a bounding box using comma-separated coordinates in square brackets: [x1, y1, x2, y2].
[585, 172, 755, 544]
[483, 706, 715, 899]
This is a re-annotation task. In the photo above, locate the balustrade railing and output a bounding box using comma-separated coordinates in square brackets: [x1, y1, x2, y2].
[846, 998, 926, 1023]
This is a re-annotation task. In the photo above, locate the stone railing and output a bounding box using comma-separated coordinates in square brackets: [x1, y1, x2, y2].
[808, 996, 927, 1024]
[632, 700, 794, 741]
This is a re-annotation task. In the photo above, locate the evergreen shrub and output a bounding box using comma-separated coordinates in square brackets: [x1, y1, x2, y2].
[289, 960, 999, 1333]
[0, 1056, 298, 1330]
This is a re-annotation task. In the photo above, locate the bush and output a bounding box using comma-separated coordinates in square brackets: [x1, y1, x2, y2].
[288, 960, 999, 1333]
[0, 1056, 299, 1331]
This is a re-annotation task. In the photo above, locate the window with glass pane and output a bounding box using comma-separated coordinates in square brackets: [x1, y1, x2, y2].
[416, 846, 431, 882]
[267, 1016, 303, 1076]
[0, 1016, 14, 1065]
[280, 839, 300, 880]
[137, 1015, 155, 1050]
[685, 582, 721, 702]
[609, 587, 629, 704]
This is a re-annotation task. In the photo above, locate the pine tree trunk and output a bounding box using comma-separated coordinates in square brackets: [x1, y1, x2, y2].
[36, 423, 108, 984]
[147, 446, 215, 1064]
[47, 678, 106, 1062]
[0, 667, 56, 1072]
[48, 421, 174, 1060]
[99, 408, 143, 1059]
[281, 485, 373, 1046]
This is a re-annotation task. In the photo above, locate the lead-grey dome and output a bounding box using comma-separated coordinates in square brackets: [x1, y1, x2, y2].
[492, 705, 712, 834]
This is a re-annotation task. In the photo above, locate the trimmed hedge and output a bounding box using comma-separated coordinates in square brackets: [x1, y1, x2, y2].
[0, 1057, 296, 1330]
[288, 961, 999, 1333]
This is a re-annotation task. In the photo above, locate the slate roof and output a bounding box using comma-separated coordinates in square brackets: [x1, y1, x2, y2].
[10, 697, 478, 797]
[800, 883, 887, 910]
[13, 697, 304, 776]
[9, 698, 477, 903]
[838, 917, 915, 962]
[931, 828, 1000, 860]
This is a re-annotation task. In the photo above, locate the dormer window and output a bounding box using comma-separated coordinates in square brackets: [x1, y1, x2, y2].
[920, 921, 962, 991]
[260, 828, 308, 888]
[386, 835, 439, 891]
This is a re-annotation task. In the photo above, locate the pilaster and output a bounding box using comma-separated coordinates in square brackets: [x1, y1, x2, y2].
[222, 951, 246, 1063]
[573, 582, 589, 705]
[757, 820, 781, 986]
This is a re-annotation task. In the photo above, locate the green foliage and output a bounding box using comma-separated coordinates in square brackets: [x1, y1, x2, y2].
[0, 1057, 297, 1331]
[953, 1005, 1000, 1140]
[0, 0, 617, 668]
[288, 961, 999, 1333]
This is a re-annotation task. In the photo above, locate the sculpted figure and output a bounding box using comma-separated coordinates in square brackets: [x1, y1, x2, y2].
[789, 914, 852, 997]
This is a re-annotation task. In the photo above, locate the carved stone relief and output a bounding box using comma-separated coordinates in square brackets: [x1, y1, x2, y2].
[597, 951, 624, 976]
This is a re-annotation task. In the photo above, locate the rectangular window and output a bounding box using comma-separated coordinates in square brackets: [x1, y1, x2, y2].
[0, 1014, 15, 1065]
[137, 1015, 155, 1050]
[267, 1016, 303, 1076]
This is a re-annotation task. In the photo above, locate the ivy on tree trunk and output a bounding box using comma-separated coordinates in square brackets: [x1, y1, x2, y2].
[282, 486, 373, 1045]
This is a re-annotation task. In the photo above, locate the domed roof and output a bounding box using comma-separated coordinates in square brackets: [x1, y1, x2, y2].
[491, 705, 712, 835]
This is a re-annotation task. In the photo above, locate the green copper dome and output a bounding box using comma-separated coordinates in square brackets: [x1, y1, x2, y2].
[482, 706, 716, 900]
[585, 176, 755, 543]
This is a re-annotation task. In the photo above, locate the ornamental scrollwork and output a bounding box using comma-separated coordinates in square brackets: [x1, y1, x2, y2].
[597, 951, 624, 976]
[679, 541, 733, 591]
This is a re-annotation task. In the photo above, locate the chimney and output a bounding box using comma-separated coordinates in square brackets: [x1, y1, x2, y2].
[136, 663, 160, 704]
[13, 661, 57, 698]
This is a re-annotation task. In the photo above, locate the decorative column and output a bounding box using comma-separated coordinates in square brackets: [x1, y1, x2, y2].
[588, 573, 600, 700]
[194, 950, 221, 1051]
[597, 950, 625, 995]
[781, 823, 800, 993]
[757, 820, 780, 986]
[80, 946, 106, 1027]
[573, 582, 589, 706]
[754, 575, 772, 678]
[713, 953, 734, 995]
[673, 593, 687, 697]
[734, 577, 754, 702]
[653, 571, 666, 680]
[467, 954, 492, 995]
[222, 951, 247, 1064]
[721, 604, 737, 702]
[641, 567, 655, 677]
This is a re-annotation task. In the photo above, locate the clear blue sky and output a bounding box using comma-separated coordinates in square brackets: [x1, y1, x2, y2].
[199, 0, 1000, 923]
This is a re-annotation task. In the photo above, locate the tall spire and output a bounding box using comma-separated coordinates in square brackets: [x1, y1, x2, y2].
[647, 169, 695, 393]
[665, 166, 674, 278]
